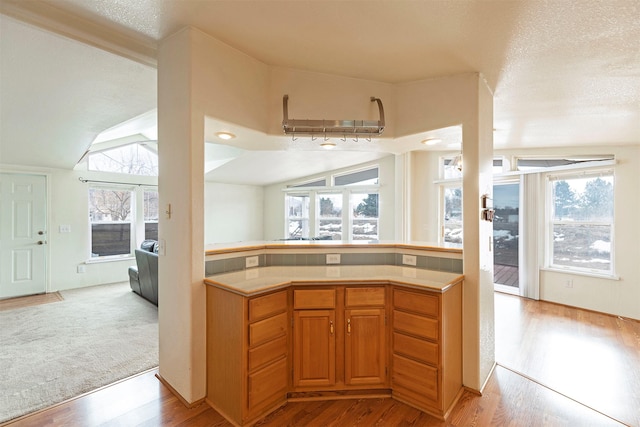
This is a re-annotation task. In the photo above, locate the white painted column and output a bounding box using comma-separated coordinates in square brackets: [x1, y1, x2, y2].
[156, 28, 207, 403]
[461, 75, 495, 391]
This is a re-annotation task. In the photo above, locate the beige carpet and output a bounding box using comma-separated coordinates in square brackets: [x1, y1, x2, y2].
[0, 282, 158, 423]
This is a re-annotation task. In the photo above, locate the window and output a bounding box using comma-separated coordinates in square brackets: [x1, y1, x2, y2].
[89, 187, 133, 257]
[88, 186, 158, 259]
[442, 186, 463, 245]
[285, 194, 310, 239]
[334, 167, 378, 186]
[351, 192, 378, 240]
[517, 155, 614, 171]
[87, 142, 158, 176]
[318, 193, 343, 240]
[284, 165, 380, 241]
[144, 190, 159, 241]
[548, 171, 614, 274]
[288, 178, 326, 188]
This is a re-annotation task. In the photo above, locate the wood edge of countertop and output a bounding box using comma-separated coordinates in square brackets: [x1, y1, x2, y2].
[203, 274, 464, 297]
[205, 242, 463, 256]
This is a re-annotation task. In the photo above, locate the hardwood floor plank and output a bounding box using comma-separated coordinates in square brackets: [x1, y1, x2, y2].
[495, 292, 640, 427]
[0, 292, 63, 311]
[4, 293, 637, 427]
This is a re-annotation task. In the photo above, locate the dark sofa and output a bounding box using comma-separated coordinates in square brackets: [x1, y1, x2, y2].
[128, 240, 158, 306]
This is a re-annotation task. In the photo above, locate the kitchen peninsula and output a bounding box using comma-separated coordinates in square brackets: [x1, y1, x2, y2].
[204, 241, 464, 426]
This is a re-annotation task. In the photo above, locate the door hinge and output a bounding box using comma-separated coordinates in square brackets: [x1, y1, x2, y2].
[385, 314, 387, 326]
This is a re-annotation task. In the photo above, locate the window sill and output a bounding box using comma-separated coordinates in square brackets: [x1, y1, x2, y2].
[541, 266, 620, 281]
[85, 255, 135, 264]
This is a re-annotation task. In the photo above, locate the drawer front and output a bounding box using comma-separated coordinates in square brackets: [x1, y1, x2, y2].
[249, 312, 287, 346]
[249, 290, 287, 322]
[293, 289, 335, 309]
[393, 332, 438, 366]
[248, 357, 288, 413]
[345, 287, 385, 307]
[393, 310, 438, 341]
[392, 354, 438, 403]
[393, 288, 439, 318]
[248, 335, 287, 371]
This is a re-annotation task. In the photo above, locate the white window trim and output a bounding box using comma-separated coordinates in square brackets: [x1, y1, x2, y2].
[545, 169, 616, 279]
[87, 185, 157, 261]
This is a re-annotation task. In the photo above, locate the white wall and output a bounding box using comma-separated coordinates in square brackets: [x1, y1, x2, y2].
[204, 182, 264, 243]
[411, 144, 640, 321]
[262, 155, 396, 241]
[0, 164, 158, 292]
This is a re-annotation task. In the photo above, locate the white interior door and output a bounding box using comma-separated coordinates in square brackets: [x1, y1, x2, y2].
[0, 173, 47, 299]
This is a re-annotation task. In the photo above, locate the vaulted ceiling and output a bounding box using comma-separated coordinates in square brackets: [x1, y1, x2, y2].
[1, 0, 638, 184]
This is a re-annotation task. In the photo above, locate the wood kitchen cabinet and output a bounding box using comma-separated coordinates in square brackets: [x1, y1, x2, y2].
[206, 287, 289, 426]
[206, 280, 462, 425]
[391, 282, 463, 419]
[292, 286, 387, 391]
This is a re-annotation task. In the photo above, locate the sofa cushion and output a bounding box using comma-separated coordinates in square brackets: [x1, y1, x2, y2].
[140, 239, 156, 252]
[134, 249, 158, 306]
[128, 266, 141, 295]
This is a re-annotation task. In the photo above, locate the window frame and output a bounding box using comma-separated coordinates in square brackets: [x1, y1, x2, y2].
[545, 169, 616, 277]
[87, 184, 158, 261]
[282, 165, 381, 241]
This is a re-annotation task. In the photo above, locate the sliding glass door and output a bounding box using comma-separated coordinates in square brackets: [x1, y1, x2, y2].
[493, 182, 520, 291]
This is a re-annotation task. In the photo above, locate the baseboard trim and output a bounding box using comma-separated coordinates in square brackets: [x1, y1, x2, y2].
[155, 373, 205, 409]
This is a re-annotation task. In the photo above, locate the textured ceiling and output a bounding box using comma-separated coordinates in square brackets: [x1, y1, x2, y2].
[1, 0, 638, 182]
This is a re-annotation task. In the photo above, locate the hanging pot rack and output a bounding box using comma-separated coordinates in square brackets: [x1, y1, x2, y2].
[282, 95, 385, 140]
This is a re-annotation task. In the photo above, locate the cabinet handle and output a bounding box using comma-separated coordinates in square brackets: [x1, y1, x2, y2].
[330, 320, 334, 335]
[347, 318, 351, 334]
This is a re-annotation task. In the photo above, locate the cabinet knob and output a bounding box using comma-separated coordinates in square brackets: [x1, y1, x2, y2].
[330, 320, 334, 335]
[347, 318, 351, 334]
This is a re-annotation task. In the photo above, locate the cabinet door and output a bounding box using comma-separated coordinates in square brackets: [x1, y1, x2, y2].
[345, 308, 386, 386]
[293, 310, 336, 387]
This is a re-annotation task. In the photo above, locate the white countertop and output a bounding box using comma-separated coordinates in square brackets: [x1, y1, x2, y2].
[204, 265, 463, 296]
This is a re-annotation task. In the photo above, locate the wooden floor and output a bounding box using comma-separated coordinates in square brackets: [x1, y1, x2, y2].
[0, 292, 63, 312]
[3, 293, 638, 427]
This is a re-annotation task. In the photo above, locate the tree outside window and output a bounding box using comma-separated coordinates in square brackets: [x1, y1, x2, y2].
[318, 193, 342, 240]
[352, 193, 378, 240]
[89, 187, 133, 257]
[550, 173, 614, 273]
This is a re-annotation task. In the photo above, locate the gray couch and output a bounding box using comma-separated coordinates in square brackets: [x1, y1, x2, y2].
[128, 240, 158, 306]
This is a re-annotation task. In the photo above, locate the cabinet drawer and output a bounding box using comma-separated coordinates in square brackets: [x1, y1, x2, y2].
[249, 290, 287, 322]
[393, 310, 438, 341]
[293, 289, 335, 309]
[393, 288, 439, 317]
[248, 357, 288, 413]
[249, 312, 287, 346]
[392, 354, 438, 403]
[249, 335, 287, 371]
[345, 287, 385, 307]
[393, 332, 438, 366]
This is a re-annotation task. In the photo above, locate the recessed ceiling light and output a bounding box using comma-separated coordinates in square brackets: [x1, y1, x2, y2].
[215, 132, 235, 140]
[421, 138, 442, 146]
[320, 140, 336, 149]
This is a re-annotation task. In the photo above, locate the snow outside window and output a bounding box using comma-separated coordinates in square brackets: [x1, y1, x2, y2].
[285, 194, 310, 239]
[548, 171, 614, 275]
[351, 192, 378, 240]
[318, 193, 343, 240]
